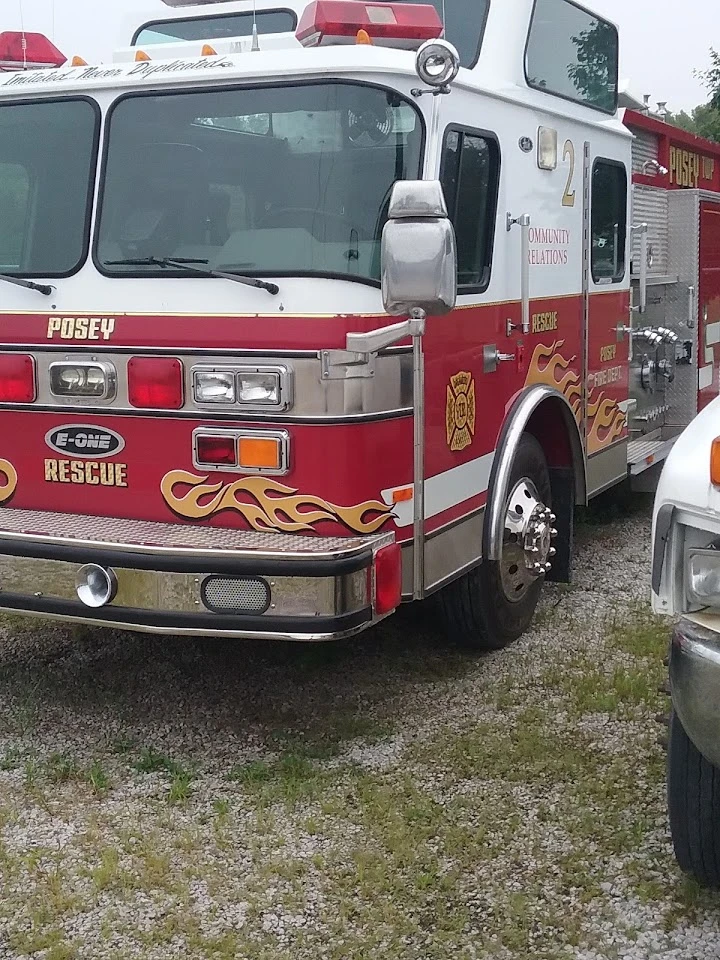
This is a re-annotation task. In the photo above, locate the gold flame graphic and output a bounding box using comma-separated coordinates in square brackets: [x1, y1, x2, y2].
[0, 459, 17, 506]
[587, 394, 627, 454]
[161, 471, 394, 534]
[524, 340, 582, 421]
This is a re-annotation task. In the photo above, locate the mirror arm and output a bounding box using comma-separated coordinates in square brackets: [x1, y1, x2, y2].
[345, 310, 426, 356]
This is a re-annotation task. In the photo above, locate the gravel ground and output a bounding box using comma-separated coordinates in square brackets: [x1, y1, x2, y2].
[0, 499, 718, 959]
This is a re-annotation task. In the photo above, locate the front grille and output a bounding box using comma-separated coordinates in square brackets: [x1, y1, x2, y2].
[202, 576, 271, 614]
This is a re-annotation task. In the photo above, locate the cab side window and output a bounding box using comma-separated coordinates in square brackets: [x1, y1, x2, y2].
[591, 160, 627, 283]
[440, 129, 500, 292]
[0, 162, 30, 271]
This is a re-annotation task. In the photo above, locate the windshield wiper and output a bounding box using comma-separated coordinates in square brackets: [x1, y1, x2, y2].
[105, 257, 279, 295]
[0, 273, 53, 296]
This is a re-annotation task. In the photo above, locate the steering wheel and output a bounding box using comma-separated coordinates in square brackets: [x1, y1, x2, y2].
[257, 207, 369, 240]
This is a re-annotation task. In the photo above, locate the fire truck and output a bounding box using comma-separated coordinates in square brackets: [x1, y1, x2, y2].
[0, 0, 715, 650]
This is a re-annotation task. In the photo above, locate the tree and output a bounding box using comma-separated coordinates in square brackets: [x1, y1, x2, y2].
[697, 48, 720, 111]
[667, 104, 720, 144]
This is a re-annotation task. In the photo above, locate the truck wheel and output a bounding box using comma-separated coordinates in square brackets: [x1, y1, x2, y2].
[668, 709, 720, 887]
[438, 434, 554, 650]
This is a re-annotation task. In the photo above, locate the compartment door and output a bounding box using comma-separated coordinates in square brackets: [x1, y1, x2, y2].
[699, 201, 720, 411]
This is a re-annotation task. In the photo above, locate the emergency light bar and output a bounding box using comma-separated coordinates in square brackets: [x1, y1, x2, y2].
[0, 32, 66, 71]
[296, 0, 443, 49]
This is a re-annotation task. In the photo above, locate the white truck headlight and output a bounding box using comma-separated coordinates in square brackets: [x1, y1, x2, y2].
[49, 361, 116, 400]
[237, 371, 280, 405]
[191, 365, 292, 410]
[193, 369, 236, 404]
[687, 549, 720, 606]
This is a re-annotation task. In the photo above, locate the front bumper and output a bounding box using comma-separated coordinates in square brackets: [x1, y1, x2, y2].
[670, 616, 720, 767]
[0, 508, 394, 640]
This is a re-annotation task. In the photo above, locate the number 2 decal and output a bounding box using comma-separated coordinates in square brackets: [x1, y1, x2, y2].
[562, 140, 576, 207]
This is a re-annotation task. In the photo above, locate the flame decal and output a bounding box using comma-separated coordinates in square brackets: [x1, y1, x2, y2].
[524, 340, 582, 421]
[0, 459, 17, 506]
[161, 471, 394, 534]
[587, 394, 627, 454]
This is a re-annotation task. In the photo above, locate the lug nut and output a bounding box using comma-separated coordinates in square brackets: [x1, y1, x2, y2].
[549, 547, 557, 557]
[544, 562, 552, 572]
[549, 513, 556, 523]
[550, 528, 558, 538]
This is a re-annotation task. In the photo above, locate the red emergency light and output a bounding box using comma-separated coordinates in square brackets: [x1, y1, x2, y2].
[296, 1, 443, 50]
[0, 32, 66, 71]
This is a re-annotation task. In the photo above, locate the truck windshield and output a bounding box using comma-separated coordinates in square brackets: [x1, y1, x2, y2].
[133, 10, 297, 46]
[0, 99, 98, 277]
[96, 84, 422, 284]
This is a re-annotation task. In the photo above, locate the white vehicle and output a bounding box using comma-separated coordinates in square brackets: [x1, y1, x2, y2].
[652, 397, 720, 886]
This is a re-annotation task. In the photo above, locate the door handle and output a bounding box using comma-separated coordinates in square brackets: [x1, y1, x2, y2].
[484, 345, 515, 372]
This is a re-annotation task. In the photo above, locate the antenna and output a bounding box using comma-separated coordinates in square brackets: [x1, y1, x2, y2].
[18, 0, 27, 69]
[251, 0, 260, 51]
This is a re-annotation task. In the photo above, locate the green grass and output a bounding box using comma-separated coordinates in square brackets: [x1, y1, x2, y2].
[0, 588, 704, 959]
[228, 753, 335, 806]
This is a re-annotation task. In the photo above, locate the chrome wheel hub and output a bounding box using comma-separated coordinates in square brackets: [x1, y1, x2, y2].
[500, 479, 557, 603]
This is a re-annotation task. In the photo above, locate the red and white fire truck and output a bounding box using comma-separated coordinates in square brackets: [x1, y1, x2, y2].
[0, 0, 716, 649]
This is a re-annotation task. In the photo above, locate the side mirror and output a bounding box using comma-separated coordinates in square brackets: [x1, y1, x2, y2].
[381, 180, 457, 317]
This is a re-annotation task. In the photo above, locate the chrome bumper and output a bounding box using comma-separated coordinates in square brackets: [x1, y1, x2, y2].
[670, 617, 720, 767]
[0, 508, 393, 640]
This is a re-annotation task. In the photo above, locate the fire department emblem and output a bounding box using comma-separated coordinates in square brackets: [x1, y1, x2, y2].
[0, 459, 17, 505]
[446, 372, 476, 452]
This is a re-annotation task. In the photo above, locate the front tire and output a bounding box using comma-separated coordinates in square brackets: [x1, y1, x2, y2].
[438, 434, 554, 650]
[668, 709, 720, 887]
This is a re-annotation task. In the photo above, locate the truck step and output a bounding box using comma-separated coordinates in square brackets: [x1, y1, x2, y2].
[627, 438, 677, 477]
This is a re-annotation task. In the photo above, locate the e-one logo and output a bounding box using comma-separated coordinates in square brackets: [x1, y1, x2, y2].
[45, 425, 125, 459]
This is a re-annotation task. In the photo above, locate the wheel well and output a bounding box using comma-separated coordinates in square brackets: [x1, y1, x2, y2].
[525, 396, 586, 504]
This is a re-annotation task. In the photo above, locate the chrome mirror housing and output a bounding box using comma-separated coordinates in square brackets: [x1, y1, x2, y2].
[381, 180, 457, 317]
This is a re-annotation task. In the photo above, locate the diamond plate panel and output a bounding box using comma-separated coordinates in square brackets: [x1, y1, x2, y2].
[665, 189, 701, 428]
[0, 508, 384, 558]
[632, 186, 669, 275]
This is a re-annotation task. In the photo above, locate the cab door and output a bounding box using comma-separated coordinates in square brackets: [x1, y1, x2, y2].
[584, 147, 631, 492]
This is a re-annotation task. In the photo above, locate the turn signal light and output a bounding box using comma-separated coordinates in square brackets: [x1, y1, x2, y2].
[134, 50, 151, 62]
[373, 542, 401, 615]
[711, 438, 720, 486]
[0, 353, 35, 403]
[128, 357, 183, 409]
[196, 435, 237, 467]
[238, 437, 281, 470]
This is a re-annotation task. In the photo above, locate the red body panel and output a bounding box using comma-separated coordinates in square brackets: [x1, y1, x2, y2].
[0, 290, 630, 542]
[699, 202, 720, 411]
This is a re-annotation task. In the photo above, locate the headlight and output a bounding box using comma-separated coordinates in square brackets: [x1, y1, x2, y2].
[237, 372, 280, 405]
[193, 369, 236, 404]
[191, 365, 293, 410]
[49, 361, 116, 400]
[687, 549, 720, 606]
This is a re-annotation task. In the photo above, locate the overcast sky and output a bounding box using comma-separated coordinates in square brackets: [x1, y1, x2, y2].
[3, 0, 717, 113]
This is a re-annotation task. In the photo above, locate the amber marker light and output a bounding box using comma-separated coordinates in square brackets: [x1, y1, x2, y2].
[238, 437, 282, 471]
[711, 438, 720, 486]
[392, 486, 413, 503]
[201, 44, 218, 56]
[135, 50, 151, 62]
